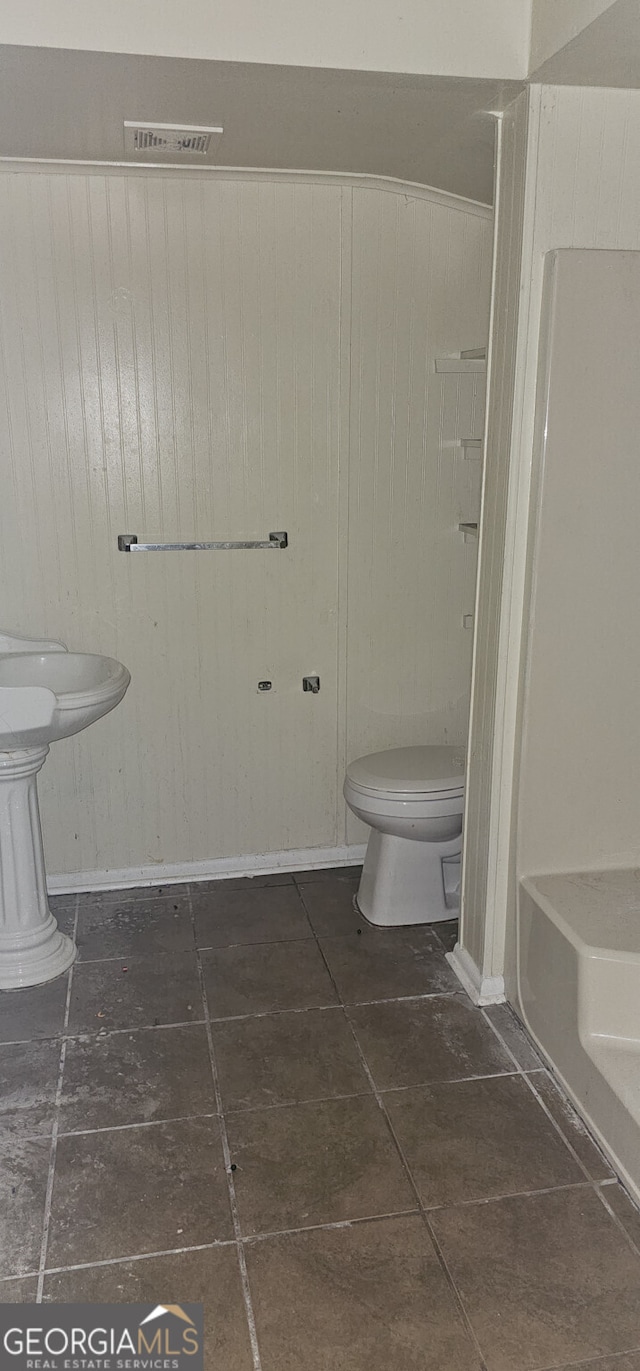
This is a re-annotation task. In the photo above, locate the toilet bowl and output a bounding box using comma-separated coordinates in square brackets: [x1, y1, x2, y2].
[343, 745, 465, 926]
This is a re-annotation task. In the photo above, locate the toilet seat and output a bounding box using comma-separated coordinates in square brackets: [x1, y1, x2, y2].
[345, 777, 464, 806]
[346, 745, 465, 801]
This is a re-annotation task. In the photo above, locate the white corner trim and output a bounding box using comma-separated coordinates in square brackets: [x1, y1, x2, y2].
[0, 158, 492, 217]
[446, 943, 506, 1005]
[47, 844, 366, 895]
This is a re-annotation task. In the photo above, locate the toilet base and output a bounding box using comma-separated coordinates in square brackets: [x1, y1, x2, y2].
[356, 829, 461, 926]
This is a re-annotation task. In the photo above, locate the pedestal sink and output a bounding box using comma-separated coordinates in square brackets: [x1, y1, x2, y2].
[0, 631, 130, 989]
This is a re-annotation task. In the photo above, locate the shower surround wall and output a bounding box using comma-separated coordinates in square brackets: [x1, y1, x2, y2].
[460, 84, 640, 1002]
[0, 168, 491, 887]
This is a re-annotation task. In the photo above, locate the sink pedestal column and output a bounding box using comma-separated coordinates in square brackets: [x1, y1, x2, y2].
[0, 746, 76, 989]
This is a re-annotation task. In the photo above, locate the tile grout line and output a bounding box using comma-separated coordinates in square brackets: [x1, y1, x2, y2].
[479, 1004, 534, 1074]
[35, 893, 80, 1303]
[77, 932, 316, 965]
[55, 1110, 220, 1139]
[479, 1007, 640, 1271]
[533, 1344, 640, 1370]
[239, 1208, 421, 1245]
[17, 1239, 237, 1283]
[3, 1173, 607, 1292]
[6, 1183, 635, 1285]
[593, 1178, 640, 1264]
[188, 887, 263, 1371]
[0, 987, 468, 1048]
[9, 1067, 549, 1148]
[481, 1007, 619, 1193]
[297, 886, 489, 1371]
[521, 1069, 610, 1186]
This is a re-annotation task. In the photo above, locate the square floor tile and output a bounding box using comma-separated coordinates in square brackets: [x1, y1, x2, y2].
[213, 1007, 371, 1112]
[298, 877, 363, 936]
[44, 1246, 253, 1370]
[482, 1003, 543, 1072]
[193, 884, 311, 949]
[67, 953, 202, 1033]
[58, 1024, 215, 1132]
[431, 1187, 640, 1371]
[227, 1095, 416, 1235]
[76, 896, 194, 961]
[530, 1070, 615, 1180]
[319, 927, 458, 1004]
[386, 1074, 584, 1207]
[202, 941, 338, 1019]
[0, 1135, 50, 1277]
[0, 1040, 60, 1137]
[349, 994, 514, 1090]
[47, 1116, 233, 1267]
[245, 1214, 481, 1370]
[0, 976, 69, 1044]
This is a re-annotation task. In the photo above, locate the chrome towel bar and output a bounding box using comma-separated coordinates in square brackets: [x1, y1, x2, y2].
[118, 532, 288, 552]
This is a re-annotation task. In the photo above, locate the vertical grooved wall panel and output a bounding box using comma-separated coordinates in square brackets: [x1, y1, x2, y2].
[345, 188, 492, 842]
[0, 169, 491, 878]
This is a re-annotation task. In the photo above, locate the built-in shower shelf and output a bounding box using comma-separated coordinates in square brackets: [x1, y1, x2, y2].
[435, 348, 487, 374]
[458, 522, 479, 540]
[461, 439, 483, 458]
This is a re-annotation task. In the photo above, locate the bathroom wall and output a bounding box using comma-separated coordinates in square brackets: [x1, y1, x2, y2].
[345, 186, 489, 843]
[460, 83, 640, 997]
[518, 248, 640, 875]
[460, 89, 529, 982]
[0, 0, 532, 77]
[0, 166, 492, 885]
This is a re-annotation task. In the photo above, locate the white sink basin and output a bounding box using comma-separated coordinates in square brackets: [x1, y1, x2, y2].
[0, 651, 130, 748]
[0, 632, 130, 990]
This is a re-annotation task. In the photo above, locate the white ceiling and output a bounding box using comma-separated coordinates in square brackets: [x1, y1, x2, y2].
[0, 46, 523, 203]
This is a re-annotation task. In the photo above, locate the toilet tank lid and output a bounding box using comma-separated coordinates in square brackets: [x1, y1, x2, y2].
[346, 745, 466, 794]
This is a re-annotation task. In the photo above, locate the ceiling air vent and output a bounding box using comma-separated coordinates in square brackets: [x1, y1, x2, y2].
[123, 122, 224, 159]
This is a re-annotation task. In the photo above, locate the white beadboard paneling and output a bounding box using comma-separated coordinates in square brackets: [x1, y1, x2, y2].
[0, 171, 344, 873]
[345, 187, 492, 842]
[463, 84, 640, 992]
[0, 166, 491, 878]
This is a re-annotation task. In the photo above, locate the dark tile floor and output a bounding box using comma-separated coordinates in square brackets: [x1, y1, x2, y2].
[2, 868, 640, 1370]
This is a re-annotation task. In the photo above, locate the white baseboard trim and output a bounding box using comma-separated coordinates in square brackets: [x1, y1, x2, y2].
[47, 844, 367, 895]
[446, 943, 506, 1005]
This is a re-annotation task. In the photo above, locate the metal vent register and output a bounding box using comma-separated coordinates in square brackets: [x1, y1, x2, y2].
[124, 122, 224, 157]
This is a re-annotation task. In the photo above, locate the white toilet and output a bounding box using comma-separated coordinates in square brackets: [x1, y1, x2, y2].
[343, 745, 465, 926]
